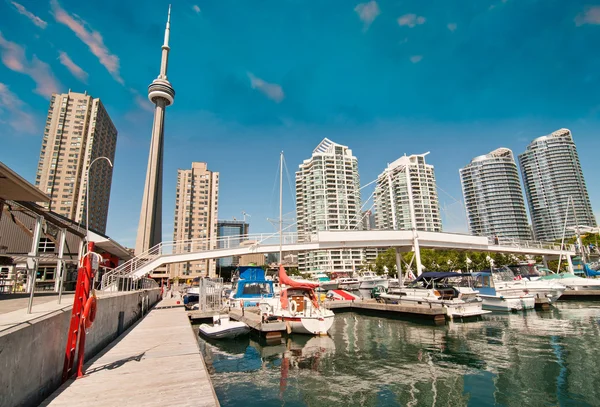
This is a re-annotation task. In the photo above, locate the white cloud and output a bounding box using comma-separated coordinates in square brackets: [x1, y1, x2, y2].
[575, 6, 600, 26]
[247, 72, 284, 103]
[0, 32, 61, 97]
[410, 55, 423, 63]
[354, 1, 380, 31]
[447, 23, 457, 32]
[398, 14, 425, 28]
[0, 82, 38, 134]
[133, 91, 154, 113]
[192, 5, 201, 13]
[10, 1, 47, 29]
[51, 0, 123, 84]
[58, 51, 88, 83]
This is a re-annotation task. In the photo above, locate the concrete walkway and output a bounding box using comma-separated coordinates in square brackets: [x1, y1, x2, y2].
[40, 298, 220, 407]
[0, 294, 74, 332]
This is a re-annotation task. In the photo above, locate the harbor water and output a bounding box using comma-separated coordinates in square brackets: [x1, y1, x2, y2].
[195, 301, 600, 406]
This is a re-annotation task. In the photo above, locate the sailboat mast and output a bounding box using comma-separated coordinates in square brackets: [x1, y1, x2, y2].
[279, 151, 284, 265]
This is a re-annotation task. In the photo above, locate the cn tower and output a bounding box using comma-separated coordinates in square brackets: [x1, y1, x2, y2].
[135, 5, 175, 255]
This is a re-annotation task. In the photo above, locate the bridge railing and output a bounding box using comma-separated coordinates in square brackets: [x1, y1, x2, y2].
[100, 232, 303, 290]
[489, 236, 575, 252]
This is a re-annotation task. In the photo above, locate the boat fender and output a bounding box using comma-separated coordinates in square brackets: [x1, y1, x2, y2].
[290, 300, 298, 315]
[83, 295, 97, 330]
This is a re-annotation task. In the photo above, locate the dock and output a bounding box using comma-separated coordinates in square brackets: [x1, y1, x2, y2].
[325, 300, 447, 322]
[40, 298, 220, 407]
[229, 307, 287, 337]
[559, 290, 600, 300]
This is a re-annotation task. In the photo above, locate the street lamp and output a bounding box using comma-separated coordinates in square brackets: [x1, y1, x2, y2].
[85, 156, 113, 242]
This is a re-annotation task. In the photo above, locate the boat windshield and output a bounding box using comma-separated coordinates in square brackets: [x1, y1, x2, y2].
[241, 282, 272, 296]
[493, 267, 517, 282]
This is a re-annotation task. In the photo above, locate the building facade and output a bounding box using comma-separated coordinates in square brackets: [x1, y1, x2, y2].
[172, 162, 219, 277]
[518, 129, 596, 241]
[296, 138, 364, 274]
[460, 148, 531, 241]
[35, 91, 117, 234]
[216, 220, 249, 268]
[374, 153, 442, 232]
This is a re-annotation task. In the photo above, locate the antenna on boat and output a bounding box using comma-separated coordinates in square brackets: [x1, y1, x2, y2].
[279, 151, 284, 266]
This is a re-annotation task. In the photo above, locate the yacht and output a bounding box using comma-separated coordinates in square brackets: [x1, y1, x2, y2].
[337, 277, 360, 290]
[358, 271, 389, 290]
[538, 272, 600, 291]
[229, 266, 275, 308]
[492, 267, 566, 303]
[379, 272, 490, 319]
[312, 272, 339, 291]
[471, 272, 535, 312]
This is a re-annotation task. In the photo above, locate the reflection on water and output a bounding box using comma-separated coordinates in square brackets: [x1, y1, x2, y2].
[195, 302, 600, 406]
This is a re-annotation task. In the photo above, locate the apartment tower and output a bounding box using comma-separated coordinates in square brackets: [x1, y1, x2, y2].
[296, 138, 364, 274]
[172, 162, 219, 277]
[460, 148, 530, 240]
[374, 153, 442, 232]
[35, 90, 117, 234]
[519, 129, 596, 241]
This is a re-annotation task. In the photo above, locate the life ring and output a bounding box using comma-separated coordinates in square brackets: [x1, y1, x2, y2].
[83, 295, 97, 329]
[290, 300, 298, 315]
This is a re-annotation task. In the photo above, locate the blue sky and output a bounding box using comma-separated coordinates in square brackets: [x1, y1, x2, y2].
[1, 0, 600, 248]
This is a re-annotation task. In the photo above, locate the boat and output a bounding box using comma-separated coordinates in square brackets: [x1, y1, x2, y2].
[336, 277, 360, 290]
[584, 262, 600, 278]
[471, 272, 535, 312]
[199, 315, 251, 339]
[379, 272, 490, 319]
[326, 289, 361, 301]
[492, 267, 566, 303]
[538, 272, 600, 291]
[259, 265, 335, 335]
[311, 272, 339, 291]
[358, 271, 389, 290]
[229, 266, 275, 309]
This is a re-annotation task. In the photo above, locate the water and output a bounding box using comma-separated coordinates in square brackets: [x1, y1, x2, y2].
[195, 302, 600, 406]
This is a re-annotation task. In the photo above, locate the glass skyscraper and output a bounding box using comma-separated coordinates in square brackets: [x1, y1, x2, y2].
[460, 148, 531, 241]
[216, 220, 249, 267]
[518, 129, 596, 241]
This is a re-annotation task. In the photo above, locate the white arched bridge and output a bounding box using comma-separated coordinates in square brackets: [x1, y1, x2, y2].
[100, 230, 576, 290]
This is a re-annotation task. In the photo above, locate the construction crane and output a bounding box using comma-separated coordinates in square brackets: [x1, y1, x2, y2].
[242, 211, 251, 222]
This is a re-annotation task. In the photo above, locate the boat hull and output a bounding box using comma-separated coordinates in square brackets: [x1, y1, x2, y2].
[359, 279, 389, 290]
[198, 322, 251, 339]
[338, 281, 360, 290]
[318, 281, 339, 291]
[282, 315, 335, 335]
[479, 294, 535, 312]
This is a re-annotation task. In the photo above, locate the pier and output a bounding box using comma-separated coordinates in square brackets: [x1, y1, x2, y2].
[325, 299, 447, 322]
[40, 298, 219, 407]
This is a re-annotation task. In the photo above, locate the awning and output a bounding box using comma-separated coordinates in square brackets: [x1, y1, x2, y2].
[0, 161, 49, 202]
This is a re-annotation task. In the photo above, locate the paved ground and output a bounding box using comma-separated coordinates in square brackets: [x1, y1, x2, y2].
[40, 298, 220, 407]
[0, 294, 75, 333]
[0, 293, 73, 315]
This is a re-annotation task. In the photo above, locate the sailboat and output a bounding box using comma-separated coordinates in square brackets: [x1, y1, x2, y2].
[258, 152, 335, 335]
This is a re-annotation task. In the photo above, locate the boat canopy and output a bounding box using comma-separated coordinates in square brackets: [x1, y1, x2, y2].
[233, 266, 274, 299]
[239, 266, 267, 281]
[413, 272, 466, 282]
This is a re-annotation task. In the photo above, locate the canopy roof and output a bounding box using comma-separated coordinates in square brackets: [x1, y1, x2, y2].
[0, 161, 49, 202]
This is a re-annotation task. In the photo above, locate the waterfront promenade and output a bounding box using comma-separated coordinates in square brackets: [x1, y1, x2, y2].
[40, 298, 219, 407]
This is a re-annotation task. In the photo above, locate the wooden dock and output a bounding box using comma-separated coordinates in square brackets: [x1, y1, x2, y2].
[40, 299, 220, 407]
[325, 300, 447, 322]
[229, 308, 287, 337]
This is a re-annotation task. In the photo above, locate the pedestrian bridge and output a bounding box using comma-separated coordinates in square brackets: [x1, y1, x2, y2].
[100, 230, 575, 290]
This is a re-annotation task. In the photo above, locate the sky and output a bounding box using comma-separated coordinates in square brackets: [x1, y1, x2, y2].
[1, 0, 600, 248]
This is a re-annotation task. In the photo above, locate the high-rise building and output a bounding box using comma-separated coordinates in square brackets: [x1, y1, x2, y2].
[374, 153, 442, 232]
[519, 128, 596, 241]
[172, 162, 219, 277]
[216, 220, 249, 268]
[35, 90, 117, 234]
[460, 148, 530, 240]
[135, 6, 175, 255]
[296, 138, 364, 274]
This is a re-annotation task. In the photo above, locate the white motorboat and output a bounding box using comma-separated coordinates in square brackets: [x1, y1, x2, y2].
[358, 272, 389, 290]
[492, 267, 566, 303]
[379, 272, 490, 319]
[337, 277, 360, 290]
[471, 272, 535, 312]
[312, 272, 339, 291]
[538, 273, 600, 291]
[198, 315, 250, 339]
[259, 265, 335, 335]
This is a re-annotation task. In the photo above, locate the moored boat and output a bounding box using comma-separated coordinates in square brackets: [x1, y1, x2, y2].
[358, 271, 389, 290]
[199, 315, 251, 339]
[259, 265, 335, 335]
[471, 272, 535, 312]
[229, 266, 275, 308]
[492, 267, 566, 303]
[337, 277, 360, 290]
[538, 272, 600, 291]
[379, 272, 490, 319]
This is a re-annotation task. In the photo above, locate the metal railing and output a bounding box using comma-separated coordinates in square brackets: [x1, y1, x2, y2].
[100, 232, 300, 290]
[489, 236, 575, 252]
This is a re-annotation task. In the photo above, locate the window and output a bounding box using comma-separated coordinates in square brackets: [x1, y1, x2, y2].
[39, 238, 56, 253]
[36, 266, 56, 281]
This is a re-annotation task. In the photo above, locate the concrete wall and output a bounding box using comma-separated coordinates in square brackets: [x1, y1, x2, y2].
[0, 289, 161, 407]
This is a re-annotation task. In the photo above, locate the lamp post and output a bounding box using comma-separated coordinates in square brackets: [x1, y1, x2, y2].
[85, 156, 113, 242]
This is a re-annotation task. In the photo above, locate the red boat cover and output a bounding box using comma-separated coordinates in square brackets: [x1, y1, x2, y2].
[278, 264, 319, 289]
